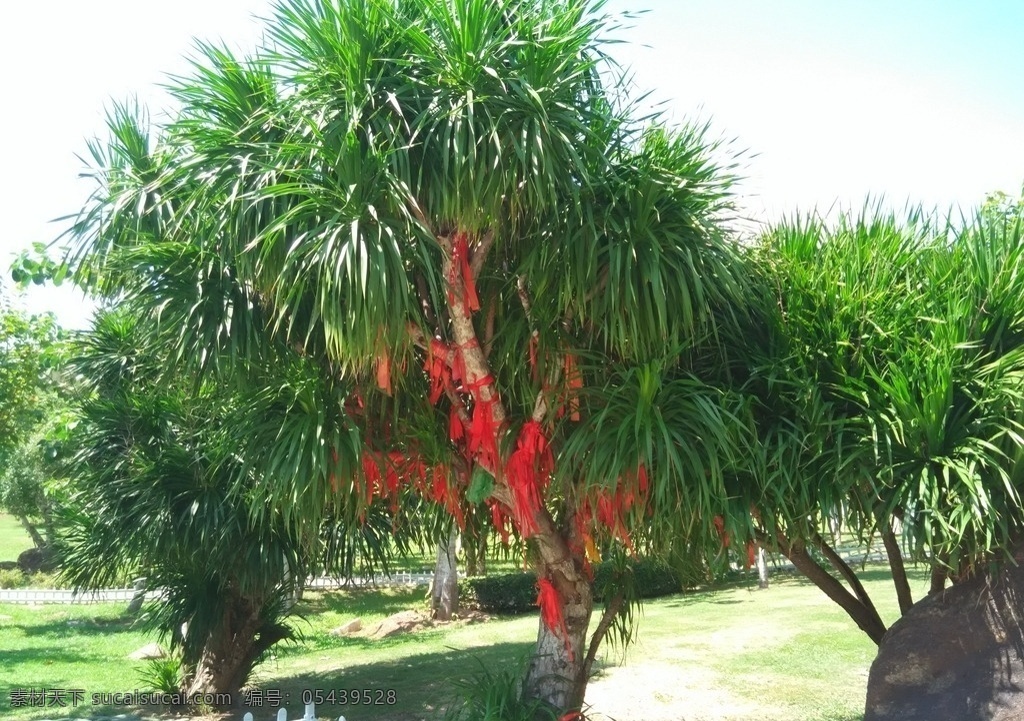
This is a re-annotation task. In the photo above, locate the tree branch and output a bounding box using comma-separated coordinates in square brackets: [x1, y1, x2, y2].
[582, 590, 625, 681]
[469, 229, 495, 280]
[761, 528, 887, 645]
[810, 531, 883, 622]
[878, 515, 913, 615]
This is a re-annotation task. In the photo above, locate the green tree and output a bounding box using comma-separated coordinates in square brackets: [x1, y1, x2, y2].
[731, 205, 1024, 645]
[63, 0, 748, 711]
[59, 310, 405, 700]
[0, 290, 72, 553]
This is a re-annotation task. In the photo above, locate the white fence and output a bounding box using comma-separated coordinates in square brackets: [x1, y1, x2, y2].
[243, 702, 344, 721]
[0, 573, 434, 605]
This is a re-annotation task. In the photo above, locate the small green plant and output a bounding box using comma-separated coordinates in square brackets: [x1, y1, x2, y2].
[0, 567, 27, 588]
[445, 656, 560, 721]
[137, 656, 182, 694]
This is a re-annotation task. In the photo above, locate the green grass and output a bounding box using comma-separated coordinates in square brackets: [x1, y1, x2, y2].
[0, 513, 33, 562]
[0, 563, 932, 721]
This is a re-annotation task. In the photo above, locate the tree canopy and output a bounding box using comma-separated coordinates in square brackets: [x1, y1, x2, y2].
[62, 0, 751, 711]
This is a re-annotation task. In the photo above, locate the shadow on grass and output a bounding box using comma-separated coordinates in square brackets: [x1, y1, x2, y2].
[247, 640, 535, 721]
[13, 614, 138, 639]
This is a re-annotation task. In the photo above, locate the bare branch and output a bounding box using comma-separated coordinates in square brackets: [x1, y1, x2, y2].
[469, 228, 495, 279]
[415, 273, 436, 327]
[483, 292, 497, 359]
[583, 590, 625, 681]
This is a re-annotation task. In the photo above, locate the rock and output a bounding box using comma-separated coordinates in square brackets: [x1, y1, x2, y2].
[128, 642, 167, 660]
[865, 559, 1024, 721]
[17, 546, 57, 573]
[330, 618, 363, 635]
[0, 560, 18, 571]
[369, 610, 430, 639]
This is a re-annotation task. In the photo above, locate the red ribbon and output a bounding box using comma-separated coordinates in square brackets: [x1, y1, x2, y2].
[448, 232, 480, 312]
[537, 577, 573, 659]
[506, 421, 554, 536]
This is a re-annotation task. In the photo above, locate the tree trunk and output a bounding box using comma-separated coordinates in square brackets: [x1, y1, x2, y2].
[431, 528, 459, 621]
[183, 616, 259, 703]
[181, 591, 288, 704]
[880, 517, 913, 615]
[16, 514, 46, 550]
[525, 560, 592, 712]
[523, 510, 594, 713]
[464, 527, 487, 577]
[756, 545, 769, 589]
[767, 530, 888, 645]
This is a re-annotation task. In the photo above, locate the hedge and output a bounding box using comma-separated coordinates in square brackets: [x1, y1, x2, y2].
[461, 557, 683, 614]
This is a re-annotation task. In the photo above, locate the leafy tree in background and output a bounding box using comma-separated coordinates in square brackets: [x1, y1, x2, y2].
[63, 0, 749, 711]
[728, 206, 1024, 645]
[0, 286, 72, 552]
[59, 309, 408, 700]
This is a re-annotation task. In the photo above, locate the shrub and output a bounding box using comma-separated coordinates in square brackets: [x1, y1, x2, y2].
[464, 572, 538, 614]
[0, 568, 26, 589]
[461, 557, 683, 615]
[594, 557, 683, 600]
[138, 657, 183, 694]
[445, 656, 559, 721]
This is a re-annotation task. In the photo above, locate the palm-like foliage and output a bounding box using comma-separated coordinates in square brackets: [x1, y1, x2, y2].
[57, 311, 405, 699]
[737, 205, 1024, 643]
[61, 0, 750, 712]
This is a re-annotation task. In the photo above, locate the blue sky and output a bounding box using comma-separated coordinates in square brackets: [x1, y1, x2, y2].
[2, 1, 1022, 328]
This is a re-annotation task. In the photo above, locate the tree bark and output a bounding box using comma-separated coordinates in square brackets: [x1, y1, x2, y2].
[524, 509, 594, 713]
[431, 528, 459, 620]
[879, 517, 913, 615]
[183, 615, 259, 703]
[16, 514, 46, 550]
[181, 588, 288, 704]
[756, 545, 769, 590]
[769, 531, 888, 645]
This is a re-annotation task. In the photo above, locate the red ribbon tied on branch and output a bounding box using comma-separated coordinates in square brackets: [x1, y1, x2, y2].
[448, 232, 480, 312]
[537, 577, 573, 659]
[506, 420, 554, 536]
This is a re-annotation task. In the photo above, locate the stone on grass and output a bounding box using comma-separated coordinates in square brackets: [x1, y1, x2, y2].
[330, 618, 363, 635]
[128, 643, 166, 660]
[865, 557, 1024, 721]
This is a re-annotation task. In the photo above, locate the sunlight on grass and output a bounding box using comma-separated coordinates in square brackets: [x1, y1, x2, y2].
[0, 564, 929, 721]
[0, 513, 33, 562]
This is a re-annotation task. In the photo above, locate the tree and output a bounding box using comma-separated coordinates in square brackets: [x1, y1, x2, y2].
[59, 310, 404, 701]
[0, 294, 71, 554]
[731, 205, 1024, 645]
[63, 0, 748, 712]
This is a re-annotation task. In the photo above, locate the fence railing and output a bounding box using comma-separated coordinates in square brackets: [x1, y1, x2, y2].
[243, 702, 345, 721]
[0, 572, 434, 605]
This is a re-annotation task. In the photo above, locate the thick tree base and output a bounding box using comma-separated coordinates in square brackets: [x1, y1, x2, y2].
[865, 558, 1024, 721]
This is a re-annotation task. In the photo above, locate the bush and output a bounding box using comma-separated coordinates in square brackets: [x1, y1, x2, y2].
[594, 557, 683, 600]
[445, 656, 559, 721]
[461, 557, 683, 615]
[138, 657, 183, 694]
[0, 568, 27, 589]
[464, 572, 538, 614]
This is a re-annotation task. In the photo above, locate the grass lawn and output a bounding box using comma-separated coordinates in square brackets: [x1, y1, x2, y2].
[0, 563, 931, 721]
[0, 513, 33, 562]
